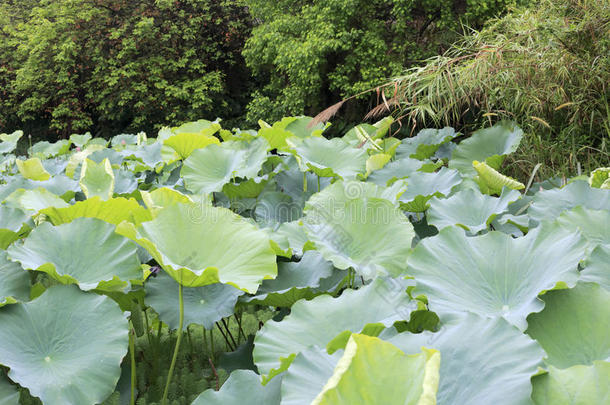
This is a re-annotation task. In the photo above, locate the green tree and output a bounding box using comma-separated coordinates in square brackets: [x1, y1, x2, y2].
[0, 0, 253, 138]
[243, 0, 525, 126]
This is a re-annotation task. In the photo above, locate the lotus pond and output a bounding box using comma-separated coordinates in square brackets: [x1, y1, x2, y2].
[0, 117, 608, 405]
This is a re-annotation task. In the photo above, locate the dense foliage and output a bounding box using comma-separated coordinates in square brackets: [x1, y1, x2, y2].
[377, 0, 610, 178]
[0, 117, 608, 404]
[0, 0, 252, 137]
[243, 0, 527, 126]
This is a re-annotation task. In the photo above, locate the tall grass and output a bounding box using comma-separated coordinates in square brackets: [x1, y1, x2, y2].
[371, 0, 609, 179]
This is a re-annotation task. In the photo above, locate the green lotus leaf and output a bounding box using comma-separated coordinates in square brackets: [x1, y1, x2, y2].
[365, 153, 392, 177]
[1, 176, 78, 203]
[303, 181, 414, 278]
[367, 157, 441, 186]
[4, 187, 69, 212]
[223, 177, 269, 199]
[0, 285, 128, 405]
[140, 187, 192, 213]
[294, 137, 368, 180]
[79, 158, 115, 200]
[406, 223, 586, 330]
[273, 221, 311, 257]
[163, 133, 221, 159]
[388, 313, 544, 405]
[531, 361, 610, 405]
[253, 191, 301, 229]
[395, 127, 457, 160]
[111, 133, 138, 147]
[253, 277, 416, 378]
[145, 270, 243, 330]
[121, 142, 163, 171]
[280, 346, 343, 405]
[89, 148, 125, 166]
[528, 180, 610, 223]
[117, 202, 277, 291]
[556, 207, 610, 245]
[581, 244, 610, 290]
[398, 168, 462, 212]
[192, 369, 281, 405]
[0, 251, 30, 307]
[65, 144, 105, 178]
[449, 122, 523, 176]
[7, 218, 141, 291]
[0, 206, 31, 249]
[41, 157, 68, 175]
[0, 142, 17, 154]
[473, 160, 525, 195]
[589, 167, 610, 188]
[244, 251, 344, 307]
[40, 196, 152, 226]
[284, 116, 328, 138]
[182, 138, 269, 195]
[112, 168, 138, 196]
[273, 161, 331, 207]
[0, 130, 23, 144]
[28, 139, 71, 159]
[427, 188, 521, 233]
[311, 335, 439, 405]
[69, 132, 92, 148]
[0, 370, 19, 405]
[526, 282, 610, 368]
[15, 158, 51, 181]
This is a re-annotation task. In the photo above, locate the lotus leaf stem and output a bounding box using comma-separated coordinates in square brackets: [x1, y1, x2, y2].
[161, 283, 184, 405]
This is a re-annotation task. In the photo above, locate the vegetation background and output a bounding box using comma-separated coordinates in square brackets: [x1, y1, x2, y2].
[1, 0, 608, 176]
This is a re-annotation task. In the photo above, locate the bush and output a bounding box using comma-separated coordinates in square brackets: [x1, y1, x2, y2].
[0, 0, 252, 138]
[243, 0, 527, 126]
[379, 0, 610, 177]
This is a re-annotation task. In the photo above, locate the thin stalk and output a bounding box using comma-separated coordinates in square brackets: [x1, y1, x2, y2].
[210, 328, 215, 362]
[129, 326, 136, 405]
[221, 318, 238, 349]
[317, 175, 320, 192]
[187, 325, 194, 358]
[161, 283, 184, 405]
[202, 327, 208, 366]
[303, 172, 308, 192]
[235, 312, 246, 343]
[215, 321, 235, 351]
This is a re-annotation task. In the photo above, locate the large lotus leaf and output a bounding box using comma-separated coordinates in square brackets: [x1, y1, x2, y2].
[112, 168, 138, 195]
[589, 167, 610, 188]
[28, 139, 71, 159]
[526, 282, 610, 368]
[449, 122, 523, 176]
[0, 206, 30, 249]
[40, 196, 152, 226]
[145, 270, 243, 330]
[0, 285, 128, 405]
[140, 187, 192, 213]
[244, 251, 342, 307]
[388, 313, 544, 405]
[79, 158, 114, 200]
[398, 168, 462, 212]
[182, 138, 268, 195]
[284, 116, 328, 138]
[65, 144, 105, 178]
[280, 346, 343, 405]
[531, 361, 610, 405]
[528, 180, 610, 223]
[310, 335, 439, 405]
[303, 181, 414, 278]
[69, 132, 92, 148]
[427, 188, 521, 233]
[163, 132, 220, 159]
[253, 277, 416, 378]
[254, 191, 302, 229]
[192, 370, 282, 405]
[0, 371, 19, 405]
[121, 142, 163, 170]
[274, 221, 312, 257]
[406, 223, 586, 330]
[0, 130, 22, 154]
[473, 160, 525, 195]
[16, 158, 51, 181]
[110, 133, 138, 147]
[117, 202, 276, 291]
[556, 207, 610, 245]
[274, 162, 332, 208]
[367, 157, 440, 186]
[8, 218, 141, 291]
[294, 137, 368, 180]
[41, 158, 68, 176]
[88, 148, 125, 166]
[1, 176, 78, 201]
[0, 251, 30, 307]
[4, 188, 69, 212]
[580, 244, 610, 290]
[395, 127, 457, 160]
